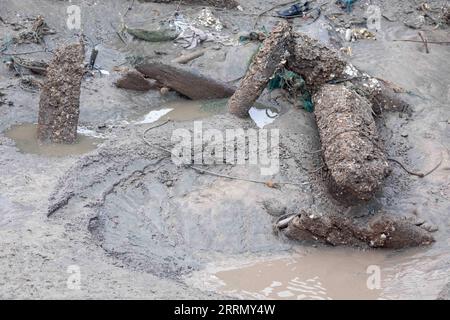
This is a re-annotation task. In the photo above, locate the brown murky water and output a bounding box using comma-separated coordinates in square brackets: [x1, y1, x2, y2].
[5, 123, 102, 157]
[186, 246, 449, 300]
[136, 99, 279, 127]
[215, 249, 385, 300]
[136, 99, 223, 124]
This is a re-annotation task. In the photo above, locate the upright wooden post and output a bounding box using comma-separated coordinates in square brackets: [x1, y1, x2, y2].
[38, 40, 85, 144]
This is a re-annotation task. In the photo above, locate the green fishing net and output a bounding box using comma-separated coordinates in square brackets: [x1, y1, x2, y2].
[268, 69, 314, 112]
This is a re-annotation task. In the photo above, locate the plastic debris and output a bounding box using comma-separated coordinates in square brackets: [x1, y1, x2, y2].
[336, 0, 357, 13]
[170, 13, 234, 49]
[174, 24, 208, 49]
[196, 8, 223, 31]
[344, 28, 376, 41]
[277, 2, 311, 18]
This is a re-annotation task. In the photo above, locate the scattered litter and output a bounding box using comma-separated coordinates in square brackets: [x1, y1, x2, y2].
[277, 2, 311, 19]
[174, 23, 208, 49]
[343, 28, 376, 41]
[122, 7, 232, 49]
[137, 108, 173, 125]
[171, 13, 234, 49]
[196, 8, 223, 31]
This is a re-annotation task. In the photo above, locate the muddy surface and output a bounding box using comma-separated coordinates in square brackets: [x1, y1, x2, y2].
[0, 0, 449, 299]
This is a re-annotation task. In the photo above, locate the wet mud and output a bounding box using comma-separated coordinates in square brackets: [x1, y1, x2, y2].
[0, 0, 449, 299]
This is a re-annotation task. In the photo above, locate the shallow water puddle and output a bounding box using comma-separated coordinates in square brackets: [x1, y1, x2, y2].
[216, 249, 387, 300]
[5, 123, 102, 157]
[136, 99, 279, 127]
[186, 248, 403, 300]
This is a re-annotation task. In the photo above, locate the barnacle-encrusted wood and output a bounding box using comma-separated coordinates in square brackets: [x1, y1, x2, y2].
[314, 84, 391, 202]
[227, 22, 292, 118]
[38, 40, 85, 144]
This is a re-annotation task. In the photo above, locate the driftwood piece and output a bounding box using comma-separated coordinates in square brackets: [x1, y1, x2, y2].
[227, 22, 292, 118]
[172, 49, 207, 64]
[136, 62, 235, 100]
[138, 0, 239, 9]
[314, 84, 390, 202]
[282, 211, 434, 249]
[288, 32, 347, 91]
[115, 70, 158, 91]
[37, 40, 85, 144]
[288, 32, 409, 113]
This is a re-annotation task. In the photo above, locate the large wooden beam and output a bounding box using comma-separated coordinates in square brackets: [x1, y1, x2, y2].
[136, 62, 235, 100]
[282, 210, 435, 249]
[288, 32, 409, 113]
[227, 22, 292, 118]
[314, 84, 391, 202]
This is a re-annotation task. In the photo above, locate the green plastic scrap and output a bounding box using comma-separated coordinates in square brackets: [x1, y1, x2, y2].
[268, 70, 314, 112]
[126, 27, 180, 42]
